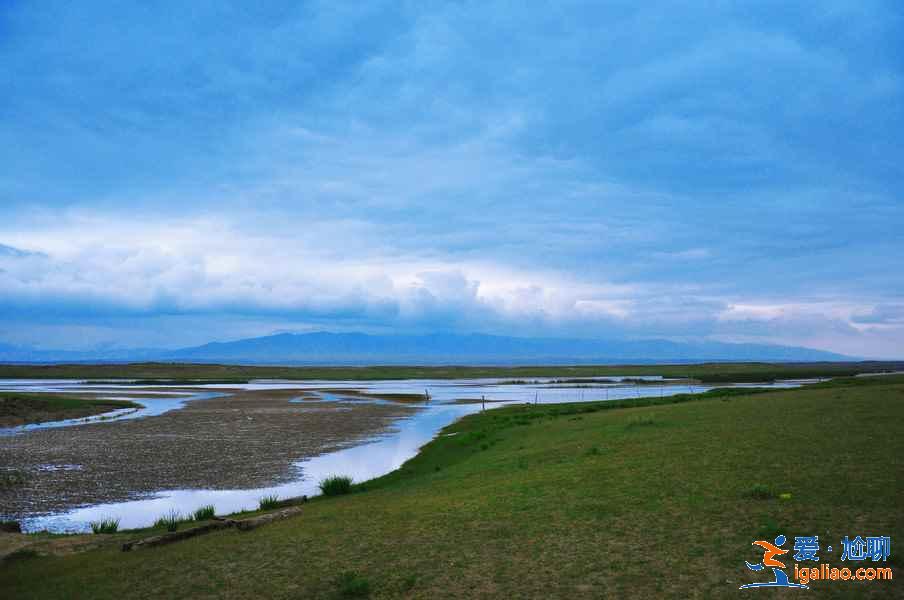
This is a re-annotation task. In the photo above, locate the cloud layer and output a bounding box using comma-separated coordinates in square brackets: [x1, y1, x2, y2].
[1, 1, 902, 357]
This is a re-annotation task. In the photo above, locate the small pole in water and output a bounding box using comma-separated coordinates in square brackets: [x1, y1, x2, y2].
[425, 389, 430, 403]
[482, 395, 485, 411]
[534, 392, 538, 405]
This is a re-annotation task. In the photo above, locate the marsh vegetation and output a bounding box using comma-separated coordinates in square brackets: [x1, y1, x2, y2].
[318, 475, 353, 496]
[0, 393, 140, 428]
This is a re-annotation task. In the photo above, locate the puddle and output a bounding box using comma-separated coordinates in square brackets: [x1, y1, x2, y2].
[36, 464, 84, 472]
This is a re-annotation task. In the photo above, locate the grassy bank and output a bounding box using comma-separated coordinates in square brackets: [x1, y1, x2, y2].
[0, 360, 902, 383]
[2, 377, 902, 598]
[0, 393, 141, 427]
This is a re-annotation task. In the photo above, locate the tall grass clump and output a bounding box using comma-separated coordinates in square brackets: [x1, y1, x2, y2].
[193, 504, 215, 521]
[319, 475, 354, 496]
[745, 483, 775, 500]
[89, 517, 120, 534]
[154, 509, 183, 532]
[258, 494, 280, 510]
[336, 571, 370, 597]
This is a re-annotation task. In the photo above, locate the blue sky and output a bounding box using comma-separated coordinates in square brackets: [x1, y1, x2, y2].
[1, 1, 902, 357]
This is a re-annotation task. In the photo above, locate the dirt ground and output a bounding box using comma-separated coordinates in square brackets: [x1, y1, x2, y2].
[0, 388, 418, 519]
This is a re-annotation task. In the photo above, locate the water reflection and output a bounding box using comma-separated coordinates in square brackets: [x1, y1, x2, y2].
[26, 404, 472, 533]
[0, 392, 226, 436]
[2, 376, 811, 532]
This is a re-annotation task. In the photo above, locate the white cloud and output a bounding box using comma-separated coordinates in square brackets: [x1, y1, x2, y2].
[2, 213, 901, 357]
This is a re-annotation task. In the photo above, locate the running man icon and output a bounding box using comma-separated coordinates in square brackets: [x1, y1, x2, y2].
[740, 535, 809, 589]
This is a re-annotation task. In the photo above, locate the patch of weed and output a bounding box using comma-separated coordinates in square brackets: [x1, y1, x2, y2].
[154, 509, 183, 532]
[319, 476, 353, 496]
[89, 517, 120, 534]
[259, 495, 280, 510]
[193, 505, 216, 521]
[745, 483, 775, 500]
[337, 571, 370, 597]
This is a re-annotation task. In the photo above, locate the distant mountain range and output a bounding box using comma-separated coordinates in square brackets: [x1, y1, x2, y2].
[0, 332, 854, 364]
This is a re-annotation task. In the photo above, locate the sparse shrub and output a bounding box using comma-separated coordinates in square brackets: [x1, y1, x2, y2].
[193, 505, 215, 521]
[154, 509, 183, 532]
[319, 475, 353, 496]
[337, 571, 370, 597]
[258, 494, 280, 510]
[89, 517, 120, 534]
[586, 446, 602, 456]
[746, 483, 775, 500]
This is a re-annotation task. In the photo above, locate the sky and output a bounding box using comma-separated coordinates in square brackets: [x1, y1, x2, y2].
[0, 1, 902, 358]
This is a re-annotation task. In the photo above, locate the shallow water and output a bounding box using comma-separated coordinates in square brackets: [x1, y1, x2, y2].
[2, 376, 807, 532]
[23, 404, 472, 532]
[0, 391, 227, 436]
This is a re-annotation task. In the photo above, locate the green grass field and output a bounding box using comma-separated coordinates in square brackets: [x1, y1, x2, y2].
[1, 360, 902, 383]
[0, 393, 140, 427]
[2, 377, 902, 598]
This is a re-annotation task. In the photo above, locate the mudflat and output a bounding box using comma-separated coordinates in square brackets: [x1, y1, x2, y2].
[0, 389, 418, 517]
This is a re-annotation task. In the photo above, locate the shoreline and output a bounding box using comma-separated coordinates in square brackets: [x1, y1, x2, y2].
[2, 360, 903, 383]
[3, 373, 900, 594]
[0, 393, 143, 429]
[5, 384, 795, 538]
[0, 388, 420, 523]
[4, 373, 897, 535]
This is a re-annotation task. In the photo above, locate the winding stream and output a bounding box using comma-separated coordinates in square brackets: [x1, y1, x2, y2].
[1, 377, 813, 532]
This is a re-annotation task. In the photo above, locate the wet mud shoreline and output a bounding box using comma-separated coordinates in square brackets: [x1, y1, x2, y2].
[0, 388, 418, 519]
